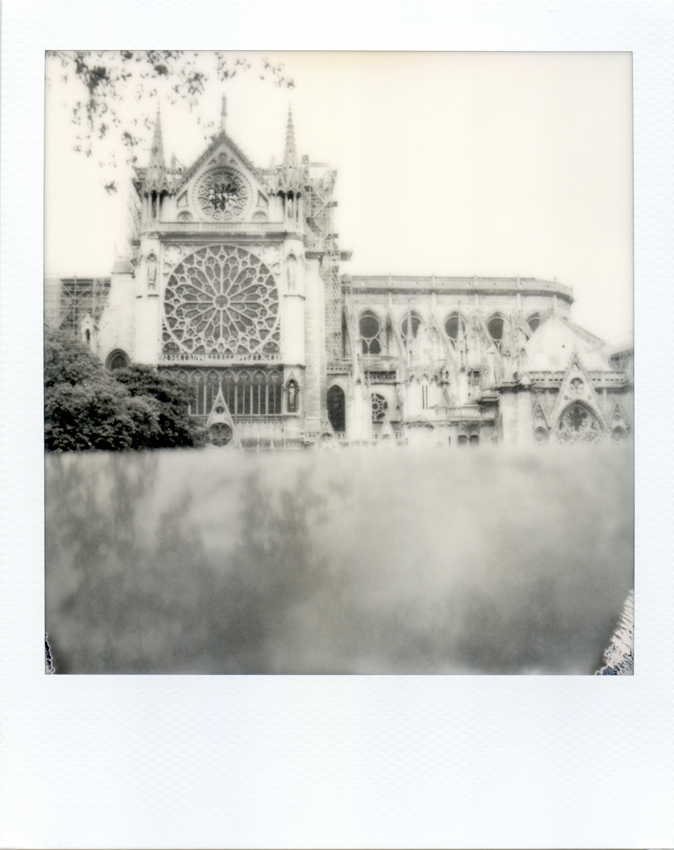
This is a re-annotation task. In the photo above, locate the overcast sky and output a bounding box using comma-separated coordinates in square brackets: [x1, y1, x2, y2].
[45, 51, 633, 344]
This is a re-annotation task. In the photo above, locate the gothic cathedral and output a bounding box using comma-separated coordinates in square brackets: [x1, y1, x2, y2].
[55, 103, 633, 448]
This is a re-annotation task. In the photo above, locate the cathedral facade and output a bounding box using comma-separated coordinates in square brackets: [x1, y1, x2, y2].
[49, 104, 633, 449]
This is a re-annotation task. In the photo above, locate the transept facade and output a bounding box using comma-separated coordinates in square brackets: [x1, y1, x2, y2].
[47, 106, 633, 448]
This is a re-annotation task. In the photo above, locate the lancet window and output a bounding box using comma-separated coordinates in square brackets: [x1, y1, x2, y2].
[184, 368, 282, 416]
[327, 385, 346, 432]
[360, 312, 381, 355]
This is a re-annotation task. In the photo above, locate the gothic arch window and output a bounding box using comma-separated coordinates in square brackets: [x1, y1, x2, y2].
[401, 312, 423, 341]
[206, 370, 220, 414]
[236, 370, 252, 415]
[469, 434, 480, 445]
[222, 369, 236, 414]
[190, 370, 205, 415]
[458, 434, 468, 446]
[371, 393, 388, 423]
[360, 312, 381, 355]
[557, 402, 602, 443]
[85, 329, 91, 343]
[527, 313, 541, 333]
[487, 314, 506, 346]
[612, 426, 628, 443]
[252, 371, 266, 416]
[181, 367, 282, 417]
[327, 385, 346, 432]
[106, 349, 130, 372]
[162, 245, 280, 360]
[268, 370, 282, 415]
[444, 312, 467, 342]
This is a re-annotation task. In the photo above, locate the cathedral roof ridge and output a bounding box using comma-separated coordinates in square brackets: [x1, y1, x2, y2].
[349, 274, 574, 297]
[173, 127, 264, 194]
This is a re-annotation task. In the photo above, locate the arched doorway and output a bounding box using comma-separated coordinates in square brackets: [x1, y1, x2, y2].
[106, 349, 130, 372]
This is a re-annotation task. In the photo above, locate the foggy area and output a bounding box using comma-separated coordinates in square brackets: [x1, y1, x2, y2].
[45, 445, 633, 675]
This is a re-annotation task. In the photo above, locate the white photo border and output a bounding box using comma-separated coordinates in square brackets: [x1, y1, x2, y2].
[1, 2, 672, 847]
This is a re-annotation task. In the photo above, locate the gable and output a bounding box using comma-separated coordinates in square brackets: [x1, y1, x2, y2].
[550, 354, 607, 429]
[174, 134, 270, 224]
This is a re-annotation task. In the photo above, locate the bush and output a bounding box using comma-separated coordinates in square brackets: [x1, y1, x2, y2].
[44, 327, 202, 451]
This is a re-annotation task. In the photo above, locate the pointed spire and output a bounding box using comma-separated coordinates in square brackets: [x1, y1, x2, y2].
[145, 106, 166, 191]
[220, 95, 227, 135]
[283, 105, 298, 167]
[149, 106, 165, 170]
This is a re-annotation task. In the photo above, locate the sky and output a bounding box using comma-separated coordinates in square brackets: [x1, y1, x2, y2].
[45, 51, 633, 344]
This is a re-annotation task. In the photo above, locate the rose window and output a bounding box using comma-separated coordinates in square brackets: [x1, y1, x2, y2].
[209, 423, 233, 447]
[195, 168, 249, 221]
[557, 402, 601, 443]
[162, 245, 280, 360]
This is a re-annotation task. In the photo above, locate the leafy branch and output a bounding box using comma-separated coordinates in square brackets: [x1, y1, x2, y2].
[47, 50, 295, 192]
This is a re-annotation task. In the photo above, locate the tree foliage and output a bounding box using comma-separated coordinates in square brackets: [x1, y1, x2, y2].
[44, 326, 202, 452]
[47, 50, 294, 193]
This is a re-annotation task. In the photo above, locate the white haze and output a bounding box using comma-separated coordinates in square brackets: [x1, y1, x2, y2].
[45, 445, 633, 674]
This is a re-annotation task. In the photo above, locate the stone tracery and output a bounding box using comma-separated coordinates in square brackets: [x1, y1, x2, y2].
[162, 245, 280, 360]
[195, 167, 249, 221]
[557, 402, 602, 443]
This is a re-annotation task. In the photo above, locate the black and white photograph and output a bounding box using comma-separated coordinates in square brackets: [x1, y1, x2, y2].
[44, 51, 634, 675]
[2, 3, 674, 847]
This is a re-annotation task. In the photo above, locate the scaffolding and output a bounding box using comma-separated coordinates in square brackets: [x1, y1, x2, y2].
[49, 277, 111, 336]
[304, 164, 342, 363]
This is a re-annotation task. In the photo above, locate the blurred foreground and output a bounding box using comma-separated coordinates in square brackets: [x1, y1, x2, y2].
[45, 445, 633, 674]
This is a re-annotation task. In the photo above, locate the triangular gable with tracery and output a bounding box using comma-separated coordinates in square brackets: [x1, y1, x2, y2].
[174, 129, 266, 196]
[550, 353, 607, 438]
[531, 398, 550, 430]
[377, 414, 398, 447]
[607, 401, 630, 432]
[205, 389, 242, 449]
[313, 417, 340, 450]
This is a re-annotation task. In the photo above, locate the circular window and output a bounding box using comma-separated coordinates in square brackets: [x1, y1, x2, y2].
[162, 245, 280, 360]
[445, 313, 466, 341]
[195, 167, 249, 221]
[371, 393, 388, 422]
[209, 422, 233, 446]
[487, 315, 505, 343]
